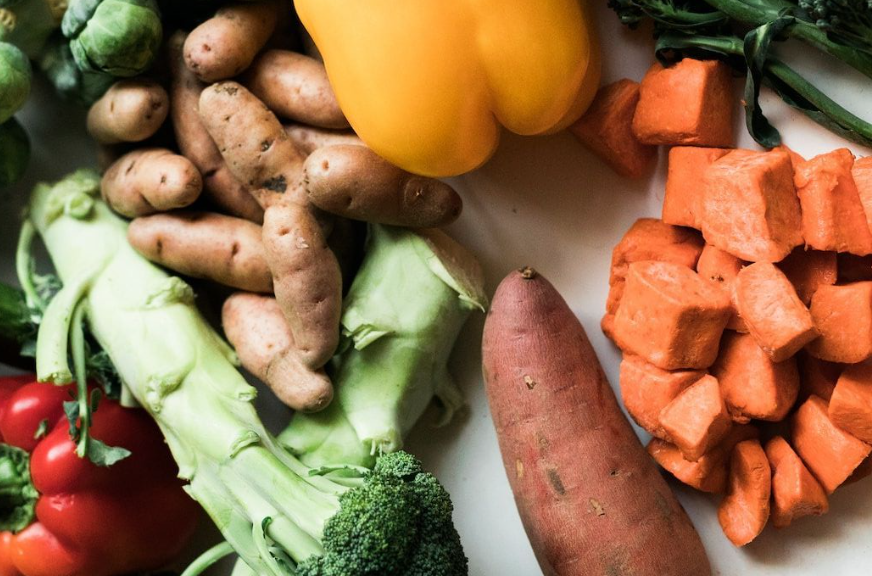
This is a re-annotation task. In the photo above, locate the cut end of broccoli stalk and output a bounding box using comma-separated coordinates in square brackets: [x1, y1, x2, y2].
[27, 172, 469, 576]
[281, 225, 487, 468]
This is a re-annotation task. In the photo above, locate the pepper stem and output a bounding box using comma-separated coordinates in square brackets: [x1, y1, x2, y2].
[0, 444, 38, 534]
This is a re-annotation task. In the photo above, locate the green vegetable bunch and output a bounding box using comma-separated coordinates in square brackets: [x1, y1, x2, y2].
[62, 0, 161, 77]
[0, 40, 30, 185]
[26, 170, 469, 576]
[608, 0, 872, 147]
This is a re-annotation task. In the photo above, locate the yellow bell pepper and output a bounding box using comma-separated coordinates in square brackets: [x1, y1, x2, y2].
[295, 0, 601, 177]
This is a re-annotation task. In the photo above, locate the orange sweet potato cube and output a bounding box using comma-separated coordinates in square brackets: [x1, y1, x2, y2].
[733, 262, 819, 362]
[797, 351, 841, 403]
[829, 363, 872, 444]
[717, 439, 771, 547]
[795, 148, 872, 255]
[569, 79, 657, 179]
[701, 148, 803, 262]
[854, 156, 872, 231]
[601, 313, 617, 342]
[662, 146, 731, 228]
[659, 375, 732, 461]
[776, 144, 807, 170]
[792, 395, 871, 493]
[777, 248, 837, 305]
[696, 244, 747, 332]
[632, 59, 735, 147]
[606, 218, 704, 314]
[648, 425, 759, 494]
[712, 332, 799, 422]
[613, 261, 731, 370]
[838, 253, 872, 283]
[619, 355, 704, 440]
[807, 282, 872, 363]
[765, 436, 829, 528]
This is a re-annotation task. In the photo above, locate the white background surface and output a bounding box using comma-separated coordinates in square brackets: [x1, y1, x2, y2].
[3, 3, 872, 575]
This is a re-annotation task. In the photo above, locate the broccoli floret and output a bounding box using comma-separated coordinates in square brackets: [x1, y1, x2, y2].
[296, 452, 468, 576]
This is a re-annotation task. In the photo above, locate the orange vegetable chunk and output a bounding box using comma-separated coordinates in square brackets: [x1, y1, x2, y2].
[613, 261, 731, 370]
[733, 262, 819, 362]
[764, 436, 829, 528]
[777, 248, 837, 305]
[648, 425, 759, 494]
[701, 148, 803, 262]
[659, 375, 732, 461]
[712, 332, 799, 422]
[776, 144, 807, 170]
[797, 351, 841, 403]
[696, 244, 747, 332]
[619, 355, 704, 440]
[795, 148, 872, 255]
[854, 156, 872, 230]
[807, 282, 872, 363]
[606, 218, 704, 315]
[632, 59, 735, 147]
[829, 363, 872, 444]
[792, 395, 871, 493]
[717, 439, 771, 547]
[662, 146, 731, 228]
[569, 79, 657, 179]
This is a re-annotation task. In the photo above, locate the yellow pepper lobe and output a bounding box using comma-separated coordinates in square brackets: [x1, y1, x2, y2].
[296, 0, 601, 178]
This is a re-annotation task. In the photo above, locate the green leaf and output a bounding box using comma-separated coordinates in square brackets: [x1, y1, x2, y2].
[0, 443, 38, 533]
[742, 12, 795, 148]
[33, 419, 48, 440]
[63, 399, 80, 441]
[86, 438, 131, 467]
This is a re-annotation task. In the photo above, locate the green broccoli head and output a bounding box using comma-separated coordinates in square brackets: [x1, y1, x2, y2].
[62, 0, 161, 77]
[296, 452, 468, 576]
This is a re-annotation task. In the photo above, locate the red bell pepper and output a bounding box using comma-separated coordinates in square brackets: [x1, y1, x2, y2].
[0, 375, 199, 576]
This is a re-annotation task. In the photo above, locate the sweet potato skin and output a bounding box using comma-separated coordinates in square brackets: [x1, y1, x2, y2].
[245, 50, 349, 129]
[304, 144, 463, 227]
[128, 212, 273, 293]
[483, 269, 711, 576]
[86, 79, 169, 144]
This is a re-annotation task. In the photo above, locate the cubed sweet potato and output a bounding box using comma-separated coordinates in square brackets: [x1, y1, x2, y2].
[569, 79, 657, 179]
[777, 248, 837, 305]
[829, 363, 872, 444]
[712, 332, 799, 423]
[717, 439, 771, 547]
[795, 148, 872, 255]
[659, 375, 732, 461]
[765, 436, 829, 528]
[776, 144, 807, 170]
[854, 156, 872, 231]
[619, 355, 704, 439]
[696, 244, 746, 331]
[792, 395, 872, 494]
[613, 261, 732, 370]
[733, 262, 819, 362]
[662, 147, 731, 229]
[807, 282, 872, 363]
[632, 59, 735, 147]
[701, 148, 803, 262]
[837, 253, 872, 283]
[648, 425, 759, 494]
[606, 218, 704, 315]
[797, 351, 841, 403]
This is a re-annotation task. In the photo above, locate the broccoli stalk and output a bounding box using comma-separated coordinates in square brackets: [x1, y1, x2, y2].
[27, 170, 468, 576]
[280, 224, 487, 468]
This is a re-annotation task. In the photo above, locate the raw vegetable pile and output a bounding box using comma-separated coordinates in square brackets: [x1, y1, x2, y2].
[0, 1, 489, 575]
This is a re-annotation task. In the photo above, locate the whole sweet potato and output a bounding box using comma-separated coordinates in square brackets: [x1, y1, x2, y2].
[482, 268, 712, 576]
[128, 212, 273, 293]
[87, 79, 169, 144]
[245, 50, 349, 129]
[223, 292, 333, 412]
[102, 148, 202, 217]
[184, 1, 279, 82]
[304, 144, 462, 228]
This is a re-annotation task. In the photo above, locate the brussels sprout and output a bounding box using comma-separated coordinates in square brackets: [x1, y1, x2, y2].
[0, 0, 65, 57]
[62, 0, 161, 77]
[39, 32, 114, 106]
[0, 117, 30, 186]
[0, 41, 30, 124]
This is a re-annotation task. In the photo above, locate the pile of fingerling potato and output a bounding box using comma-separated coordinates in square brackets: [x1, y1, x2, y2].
[93, 1, 463, 411]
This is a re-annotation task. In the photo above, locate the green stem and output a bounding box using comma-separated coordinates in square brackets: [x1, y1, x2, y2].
[15, 221, 41, 313]
[70, 302, 90, 458]
[181, 542, 236, 576]
[35, 271, 91, 384]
